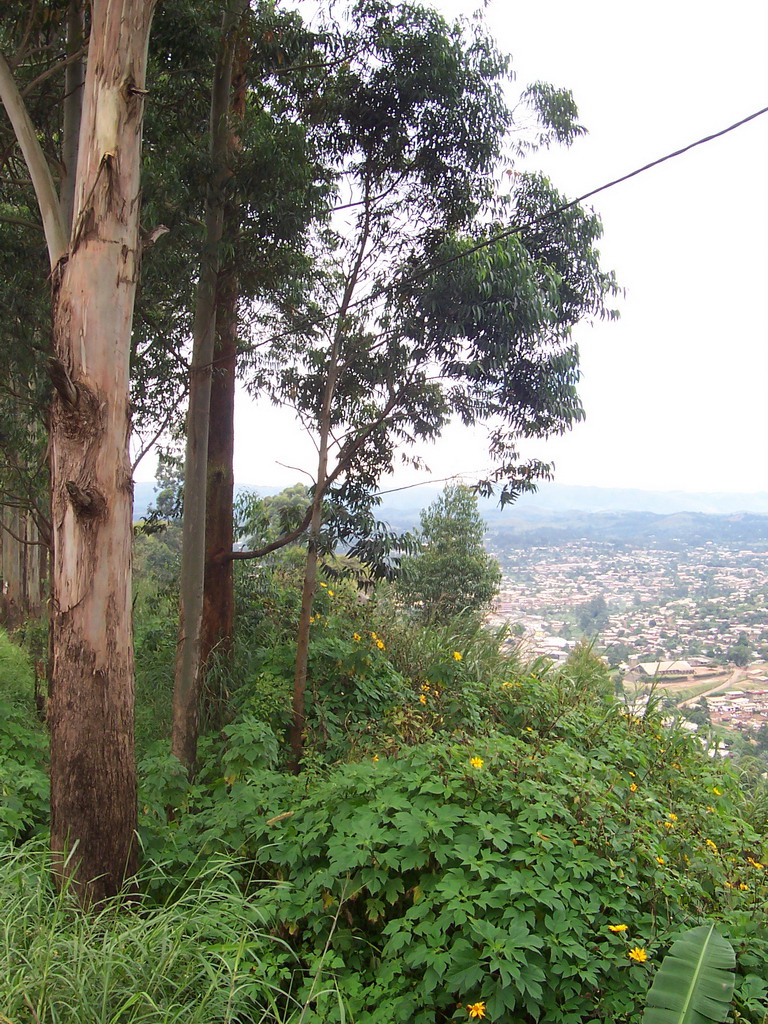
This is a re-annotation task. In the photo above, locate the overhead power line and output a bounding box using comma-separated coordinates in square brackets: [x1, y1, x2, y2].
[232, 102, 768, 361]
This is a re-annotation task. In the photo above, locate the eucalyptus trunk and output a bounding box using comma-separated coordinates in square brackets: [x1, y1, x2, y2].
[172, 3, 246, 774]
[46, 0, 155, 901]
[200, 258, 238, 690]
[61, 0, 85, 233]
[0, 506, 23, 628]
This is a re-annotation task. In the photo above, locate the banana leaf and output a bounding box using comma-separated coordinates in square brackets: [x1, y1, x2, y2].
[642, 924, 736, 1024]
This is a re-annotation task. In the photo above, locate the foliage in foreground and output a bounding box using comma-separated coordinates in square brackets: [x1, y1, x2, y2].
[0, 629, 47, 841]
[2, 615, 767, 1024]
[135, 652, 768, 1024]
[0, 844, 290, 1024]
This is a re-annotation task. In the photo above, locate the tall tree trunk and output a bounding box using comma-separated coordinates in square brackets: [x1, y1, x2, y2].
[0, 0, 153, 900]
[46, 0, 155, 902]
[0, 506, 23, 629]
[172, 3, 246, 774]
[199, 35, 248, 717]
[200, 257, 237, 697]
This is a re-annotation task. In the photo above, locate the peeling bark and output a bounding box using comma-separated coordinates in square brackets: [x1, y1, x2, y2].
[47, 0, 156, 903]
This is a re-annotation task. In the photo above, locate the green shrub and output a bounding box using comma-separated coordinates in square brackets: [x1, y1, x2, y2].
[137, 657, 767, 1024]
[0, 630, 48, 841]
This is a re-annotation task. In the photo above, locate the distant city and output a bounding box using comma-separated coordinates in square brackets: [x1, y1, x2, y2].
[487, 530, 768, 743]
[132, 479, 768, 742]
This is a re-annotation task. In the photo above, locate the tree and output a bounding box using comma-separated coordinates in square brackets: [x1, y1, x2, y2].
[0, 0, 156, 900]
[172, 0, 249, 776]
[577, 594, 609, 635]
[728, 632, 752, 668]
[161, 2, 333, 773]
[250, 0, 617, 766]
[398, 485, 501, 621]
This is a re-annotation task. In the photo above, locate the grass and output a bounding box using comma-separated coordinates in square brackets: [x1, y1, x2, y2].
[0, 843, 297, 1024]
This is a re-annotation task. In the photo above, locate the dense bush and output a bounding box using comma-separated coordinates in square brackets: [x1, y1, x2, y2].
[1, 603, 766, 1023]
[0, 630, 47, 841]
[136, 651, 768, 1024]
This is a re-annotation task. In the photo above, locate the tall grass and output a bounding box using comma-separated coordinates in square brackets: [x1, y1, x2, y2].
[0, 842, 296, 1024]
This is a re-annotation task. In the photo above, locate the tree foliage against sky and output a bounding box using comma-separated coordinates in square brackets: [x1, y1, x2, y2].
[398, 484, 501, 621]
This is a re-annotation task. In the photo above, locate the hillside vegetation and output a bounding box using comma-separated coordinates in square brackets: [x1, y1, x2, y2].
[1, 561, 767, 1023]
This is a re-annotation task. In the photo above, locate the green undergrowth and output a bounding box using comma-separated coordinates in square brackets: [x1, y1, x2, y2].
[1, 618, 767, 1023]
[136, 657, 768, 1024]
[0, 842, 302, 1024]
[0, 629, 48, 842]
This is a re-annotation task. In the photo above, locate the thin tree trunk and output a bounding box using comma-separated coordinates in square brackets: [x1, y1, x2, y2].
[289, 197, 372, 769]
[200, 257, 237, 688]
[0, 506, 23, 628]
[288, 482, 324, 769]
[23, 512, 43, 619]
[46, 0, 155, 903]
[172, 3, 246, 774]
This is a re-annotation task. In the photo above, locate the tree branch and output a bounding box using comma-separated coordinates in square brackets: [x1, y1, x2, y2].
[224, 504, 314, 561]
[0, 50, 66, 266]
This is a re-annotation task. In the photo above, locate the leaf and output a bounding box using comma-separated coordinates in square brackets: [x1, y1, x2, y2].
[642, 924, 736, 1024]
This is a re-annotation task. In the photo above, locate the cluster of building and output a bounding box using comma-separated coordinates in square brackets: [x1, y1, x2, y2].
[489, 541, 768, 664]
[487, 539, 768, 740]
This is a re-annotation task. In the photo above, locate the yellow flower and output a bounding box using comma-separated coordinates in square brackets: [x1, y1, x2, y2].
[739, 883, 749, 891]
[712, 787, 722, 796]
[319, 582, 327, 588]
[327, 589, 334, 597]
[470, 756, 484, 769]
[628, 947, 648, 963]
[372, 754, 379, 762]
[419, 694, 427, 705]
[656, 856, 665, 865]
[371, 631, 378, 640]
[705, 839, 719, 854]
[671, 762, 682, 770]
[421, 682, 430, 691]
[748, 857, 764, 869]
[663, 821, 675, 829]
[352, 633, 361, 642]
[706, 805, 715, 813]
[628, 771, 636, 777]
[453, 651, 463, 661]
[376, 639, 385, 650]
[467, 1002, 487, 1019]
[629, 783, 638, 792]
[667, 812, 678, 821]
[309, 616, 315, 624]
[608, 924, 628, 933]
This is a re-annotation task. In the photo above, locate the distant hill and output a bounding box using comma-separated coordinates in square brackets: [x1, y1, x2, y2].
[132, 479, 768, 548]
[486, 509, 768, 549]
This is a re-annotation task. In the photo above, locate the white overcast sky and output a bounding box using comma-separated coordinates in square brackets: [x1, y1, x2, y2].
[139, 0, 768, 496]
